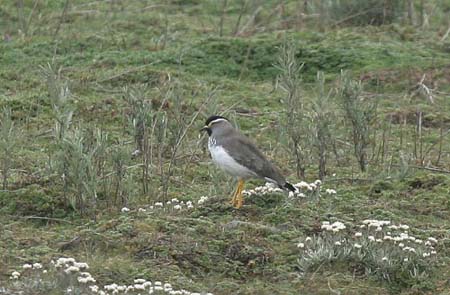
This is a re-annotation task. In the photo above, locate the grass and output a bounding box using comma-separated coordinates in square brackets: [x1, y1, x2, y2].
[1, 0, 450, 294]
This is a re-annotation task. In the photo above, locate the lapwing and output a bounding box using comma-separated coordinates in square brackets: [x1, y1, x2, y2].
[201, 115, 295, 208]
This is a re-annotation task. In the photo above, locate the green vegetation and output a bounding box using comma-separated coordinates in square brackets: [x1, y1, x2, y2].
[1, 0, 450, 294]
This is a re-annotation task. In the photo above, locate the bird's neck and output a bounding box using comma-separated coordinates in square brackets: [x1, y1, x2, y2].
[208, 136, 217, 148]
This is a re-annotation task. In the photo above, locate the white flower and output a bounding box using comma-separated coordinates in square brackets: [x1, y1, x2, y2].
[73, 262, 89, 269]
[355, 232, 362, 237]
[121, 207, 130, 213]
[288, 191, 294, 198]
[431, 250, 437, 255]
[399, 224, 409, 230]
[376, 239, 382, 243]
[354, 243, 362, 249]
[138, 208, 146, 212]
[321, 224, 331, 231]
[166, 201, 172, 205]
[423, 252, 430, 258]
[325, 189, 336, 195]
[173, 204, 182, 210]
[64, 266, 80, 274]
[43, 270, 47, 273]
[104, 283, 118, 291]
[375, 226, 382, 232]
[330, 221, 346, 231]
[32, 263, 43, 269]
[404, 258, 409, 262]
[10, 271, 20, 279]
[198, 196, 209, 205]
[415, 239, 423, 244]
[89, 285, 99, 293]
[126, 285, 134, 292]
[368, 236, 375, 241]
[305, 237, 312, 242]
[171, 198, 179, 203]
[164, 283, 173, 291]
[134, 279, 146, 284]
[297, 242, 305, 248]
[155, 202, 163, 207]
[314, 180, 322, 186]
[59, 257, 75, 265]
[398, 243, 405, 248]
[134, 284, 145, 290]
[335, 241, 342, 246]
[22, 264, 32, 269]
[427, 237, 438, 244]
[382, 257, 388, 261]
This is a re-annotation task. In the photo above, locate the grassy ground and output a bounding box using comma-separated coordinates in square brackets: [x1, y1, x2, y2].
[1, 1, 450, 294]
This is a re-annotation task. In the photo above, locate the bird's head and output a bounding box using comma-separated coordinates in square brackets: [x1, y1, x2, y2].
[200, 115, 231, 136]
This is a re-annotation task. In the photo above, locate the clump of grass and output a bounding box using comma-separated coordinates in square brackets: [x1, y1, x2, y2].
[122, 84, 157, 196]
[275, 42, 308, 179]
[339, 71, 377, 172]
[58, 128, 107, 217]
[296, 219, 439, 290]
[0, 107, 20, 190]
[310, 71, 335, 180]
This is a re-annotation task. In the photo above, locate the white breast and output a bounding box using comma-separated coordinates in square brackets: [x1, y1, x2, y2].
[208, 138, 256, 179]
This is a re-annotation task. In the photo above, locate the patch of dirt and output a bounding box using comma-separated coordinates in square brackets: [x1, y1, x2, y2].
[225, 242, 273, 267]
[407, 176, 444, 190]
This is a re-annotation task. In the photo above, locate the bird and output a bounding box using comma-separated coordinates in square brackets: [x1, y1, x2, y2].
[201, 115, 296, 209]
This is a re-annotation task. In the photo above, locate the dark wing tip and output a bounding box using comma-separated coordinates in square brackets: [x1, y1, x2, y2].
[284, 182, 296, 192]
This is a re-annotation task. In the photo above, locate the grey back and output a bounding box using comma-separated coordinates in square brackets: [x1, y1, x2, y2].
[210, 122, 286, 186]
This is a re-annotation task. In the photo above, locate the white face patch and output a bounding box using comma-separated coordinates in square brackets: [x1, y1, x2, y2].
[208, 143, 256, 179]
[208, 118, 228, 127]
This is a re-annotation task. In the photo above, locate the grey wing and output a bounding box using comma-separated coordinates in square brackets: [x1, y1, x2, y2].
[225, 134, 286, 185]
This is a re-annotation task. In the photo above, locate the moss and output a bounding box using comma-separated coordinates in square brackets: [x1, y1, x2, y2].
[0, 184, 70, 217]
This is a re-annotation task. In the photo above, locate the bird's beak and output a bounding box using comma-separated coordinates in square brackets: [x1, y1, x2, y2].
[200, 125, 209, 132]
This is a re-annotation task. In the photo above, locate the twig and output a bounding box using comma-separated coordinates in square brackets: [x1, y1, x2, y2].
[233, 0, 248, 36]
[25, 0, 41, 35]
[332, 7, 379, 27]
[327, 278, 341, 295]
[391, 164, 450, 174]
[415, 74, 434, 104]
[440, 25, 450, 42]
[219, 0, 228, 36]
[53, 0, 70, 41]
[236, 6, 262, 36]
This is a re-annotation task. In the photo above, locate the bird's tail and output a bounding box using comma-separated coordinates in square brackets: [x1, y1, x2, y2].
[283, 182, 296, 192]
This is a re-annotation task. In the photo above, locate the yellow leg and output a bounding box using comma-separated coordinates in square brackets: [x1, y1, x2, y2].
[234, 179, 245, 209]
[229, 186, 238, 205]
